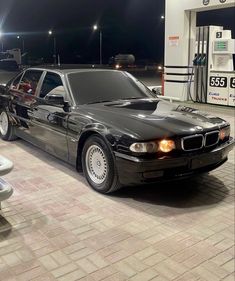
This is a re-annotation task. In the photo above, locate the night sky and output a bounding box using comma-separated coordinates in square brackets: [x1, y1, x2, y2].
[0, 0, 234, 64]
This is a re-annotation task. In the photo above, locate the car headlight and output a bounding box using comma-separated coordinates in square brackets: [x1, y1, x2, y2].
[158, 140, 176, 153]
[130, 139, 175, 153]
[219, 126, 230, 141]
[130, 142, 158, 153]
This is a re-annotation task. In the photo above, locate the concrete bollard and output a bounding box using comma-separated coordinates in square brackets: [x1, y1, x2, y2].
[0, 156, 14, 210]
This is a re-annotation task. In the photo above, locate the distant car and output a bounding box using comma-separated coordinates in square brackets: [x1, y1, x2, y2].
[0, 60, 19, 71]
[109, 54, 135, 69]
[0, 68, 234, 193]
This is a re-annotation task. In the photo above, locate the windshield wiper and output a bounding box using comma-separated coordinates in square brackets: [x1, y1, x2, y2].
[86, 97, 146, 105]
[123, 97, 146, 100]
[86, 100, 113, 105]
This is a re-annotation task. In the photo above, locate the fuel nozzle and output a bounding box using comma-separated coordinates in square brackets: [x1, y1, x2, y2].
[193, 54, 202, 66]
[201, 54, 207, 66]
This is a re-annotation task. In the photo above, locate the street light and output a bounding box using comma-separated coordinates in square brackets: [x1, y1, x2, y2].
[48, 30, 57, 65]
[93, 25, 103, 65]
[17, 35, 25, 53]
[0, 30, 3, 52]
[161, 15, 165, 20]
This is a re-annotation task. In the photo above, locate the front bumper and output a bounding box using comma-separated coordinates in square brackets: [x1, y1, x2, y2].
[115, 138, 234, 186]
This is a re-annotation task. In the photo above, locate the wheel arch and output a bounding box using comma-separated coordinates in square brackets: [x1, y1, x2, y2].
[76, 129, 116, 172]
[0, 110, 18, 140]
[0, 108, 18, 126]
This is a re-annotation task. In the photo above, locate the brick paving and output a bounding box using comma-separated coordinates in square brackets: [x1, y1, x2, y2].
[0, 103, 234, 281]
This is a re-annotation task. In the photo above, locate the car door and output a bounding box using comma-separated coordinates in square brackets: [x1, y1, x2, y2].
[29, 71, 70, 161]
[8, 69, 43, 142]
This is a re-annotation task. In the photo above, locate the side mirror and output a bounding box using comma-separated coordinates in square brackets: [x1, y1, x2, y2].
[45, 94, 65, 105]
[152, 87, 162, 96]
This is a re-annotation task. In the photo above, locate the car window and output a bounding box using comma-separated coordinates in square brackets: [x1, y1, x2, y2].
[10, 73, 24, 90]
[19, 70, 43, 95]
[68, 71, 154, 105]
[40, 72, 63, 98]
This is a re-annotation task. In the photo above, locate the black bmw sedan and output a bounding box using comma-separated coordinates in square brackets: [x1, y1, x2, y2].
[0, 68, 234, 193]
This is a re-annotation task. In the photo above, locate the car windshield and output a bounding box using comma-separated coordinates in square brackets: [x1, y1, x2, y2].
[68, 70, 155, 105]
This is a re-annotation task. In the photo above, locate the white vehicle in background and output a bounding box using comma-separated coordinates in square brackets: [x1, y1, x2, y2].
[0, 48, 21, 71]
[0, 48, 21, 65]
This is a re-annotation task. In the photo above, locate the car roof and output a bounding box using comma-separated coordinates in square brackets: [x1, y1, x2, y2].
[25, 67, 121, 75]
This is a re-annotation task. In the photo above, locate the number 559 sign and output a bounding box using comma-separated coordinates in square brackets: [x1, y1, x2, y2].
[209, 76, 227, 88]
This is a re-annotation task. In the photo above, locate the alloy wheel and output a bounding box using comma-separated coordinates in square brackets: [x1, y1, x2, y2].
[0, 112, 9, 136]
[85, 144, 108, 185]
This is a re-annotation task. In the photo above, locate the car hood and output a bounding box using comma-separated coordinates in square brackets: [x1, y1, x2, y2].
[78, 99, 227, 140]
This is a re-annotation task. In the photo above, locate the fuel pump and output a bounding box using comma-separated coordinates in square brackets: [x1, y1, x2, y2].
[193, 26, 209, 103]
[207, 27, 235, 106]
[193, 26, 235, 107]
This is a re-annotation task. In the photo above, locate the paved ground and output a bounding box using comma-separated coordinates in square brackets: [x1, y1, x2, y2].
[0, 70, 18, 85]
[0, 103, 234, 281]
[129, 70, 161, 87]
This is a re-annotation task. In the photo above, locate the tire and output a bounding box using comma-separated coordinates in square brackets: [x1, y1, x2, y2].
[0, 179, 14, 201]
[82, 135, 121, 194]
[0, 111, 17, 141]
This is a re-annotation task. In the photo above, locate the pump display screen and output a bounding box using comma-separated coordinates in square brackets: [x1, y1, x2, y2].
[209, 76, 227, 88]
[214, 41, 228, 52]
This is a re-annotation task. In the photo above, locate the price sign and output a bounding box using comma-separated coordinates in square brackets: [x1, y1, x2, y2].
[230, 77, 235, 89]
[210, 76, 227, 88]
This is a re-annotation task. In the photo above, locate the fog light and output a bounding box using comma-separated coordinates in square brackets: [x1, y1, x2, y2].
[143, 170, 164, 179]
[158, 140, 175, 153]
